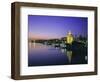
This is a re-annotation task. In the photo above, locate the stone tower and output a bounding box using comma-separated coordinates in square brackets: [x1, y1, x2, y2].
[66, 31, 74, 44]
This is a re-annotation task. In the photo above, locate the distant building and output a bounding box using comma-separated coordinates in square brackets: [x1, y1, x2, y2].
[66, 31, 74, 44]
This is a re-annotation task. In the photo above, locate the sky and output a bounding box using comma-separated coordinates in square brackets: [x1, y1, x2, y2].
[28, 15, 88, 40]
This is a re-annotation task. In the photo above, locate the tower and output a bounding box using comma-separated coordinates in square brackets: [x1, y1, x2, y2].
[66, 31, 74, 44]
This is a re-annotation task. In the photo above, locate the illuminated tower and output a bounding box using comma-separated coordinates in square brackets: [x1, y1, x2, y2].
[66, 31, 74, 44]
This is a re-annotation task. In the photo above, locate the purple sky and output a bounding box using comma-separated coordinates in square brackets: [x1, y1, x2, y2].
[28, 15, 87, 40]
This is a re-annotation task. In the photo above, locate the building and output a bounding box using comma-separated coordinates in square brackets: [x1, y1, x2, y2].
[66, 31, 74, 44]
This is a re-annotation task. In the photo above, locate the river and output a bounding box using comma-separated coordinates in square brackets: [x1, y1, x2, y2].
[28, 42, 87, 66]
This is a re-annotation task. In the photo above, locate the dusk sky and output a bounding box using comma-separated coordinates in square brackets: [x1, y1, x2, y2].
[28, 15, 88, 40]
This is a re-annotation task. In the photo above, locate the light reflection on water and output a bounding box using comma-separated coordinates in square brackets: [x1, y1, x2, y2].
[28, 42, 87, 66]
[61, 49, 72, 63]
[67, 51, 72, 63]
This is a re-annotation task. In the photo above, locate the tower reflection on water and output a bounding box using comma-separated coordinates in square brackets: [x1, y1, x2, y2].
[61, 49, 72, 63]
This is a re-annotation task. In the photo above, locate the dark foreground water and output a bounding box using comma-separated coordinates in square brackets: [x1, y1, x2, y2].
[28, 42, 87, 66]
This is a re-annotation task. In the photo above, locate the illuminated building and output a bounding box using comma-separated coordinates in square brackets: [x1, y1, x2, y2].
[66, 31, 74, 44]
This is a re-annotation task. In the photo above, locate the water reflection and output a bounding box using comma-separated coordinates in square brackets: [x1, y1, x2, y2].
[28, 42, 87, 66]
[61, 49, 72, 63]
[66, 51, 72, 63]
[61, 48, 67, 53]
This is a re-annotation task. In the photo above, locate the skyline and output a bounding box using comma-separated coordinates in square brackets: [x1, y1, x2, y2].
[28, 15, 88, 40]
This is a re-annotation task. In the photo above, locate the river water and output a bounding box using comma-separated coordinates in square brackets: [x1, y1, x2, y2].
[28, 42, 87, 66]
